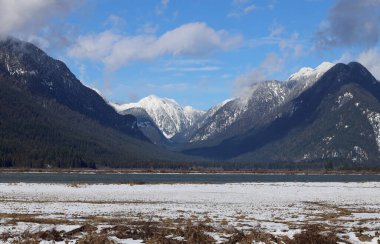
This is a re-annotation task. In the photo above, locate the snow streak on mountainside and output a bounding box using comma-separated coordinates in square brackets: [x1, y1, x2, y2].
[190, 81, 291, 143]
[188, 62, 335, 144]
[108, 62, 335, 145]
[184, 62, 380, 165]
[111, 95, 205, 139]
[367, 111, 380, 152]
[190, 62, 334, 143]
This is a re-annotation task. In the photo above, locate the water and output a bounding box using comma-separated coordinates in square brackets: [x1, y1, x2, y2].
[1, 172, 380, 184]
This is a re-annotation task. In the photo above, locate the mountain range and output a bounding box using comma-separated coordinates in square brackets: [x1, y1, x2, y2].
[110, 95, 205, 144]
[1, 37, 380, 169]
[0, 37, 197, 168]
[185, 62, 380, 168]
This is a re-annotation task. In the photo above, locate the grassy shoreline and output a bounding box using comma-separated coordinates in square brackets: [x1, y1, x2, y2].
[1, 167, 380, 175]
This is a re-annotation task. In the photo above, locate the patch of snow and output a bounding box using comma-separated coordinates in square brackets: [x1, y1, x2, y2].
[336, 92, 354, 108]
[5, 62, 37, 76]
[349, 146, 369, 163]
[367, 110, 380, 151]
[288, 61, 335, 89]
[303, 153, 311, 160]
[322, 136, 334, 144]
[109, 237, 144, 244]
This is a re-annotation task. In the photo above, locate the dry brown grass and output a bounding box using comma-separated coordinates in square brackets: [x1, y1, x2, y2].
[225, 227, 279, 244]
[357, 233, 373, 242]
[34, 228, 64, 242]
[76, 233, 116, 244]
[127, 180, 146, 186]
[64, 224, 97, 238]
[304, 202, 353, 222]
[68, 182, 84, 188]
[2, 228, 65, 243]
[0, 231, 11, 242]
[99, 219, 216, 243]
[0, 212, 363, 244]
[0, 213, 73, 226]
[288, 224, 342, 244]
[354, 226, 376, 242]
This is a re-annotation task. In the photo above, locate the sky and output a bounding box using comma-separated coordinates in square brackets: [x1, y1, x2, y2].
[1, 0, 380, 110]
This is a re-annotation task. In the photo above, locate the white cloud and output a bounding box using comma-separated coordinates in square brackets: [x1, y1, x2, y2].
[0, 0, 80, 38]
[233, 52, 284, 97]
[334, 52, 354, 63]
[68, 30, 120, 61]
[146, 82, 189, 91]
[357, 48, 380, 80]
[278, 32, 306, 58]
[232, 0, 249, 4]
[105, 15, 127, 30]
[228, 1, 256, 17]
[165, 59, 214, 66]
[68, 22, 243, 71]
[269, 23, 284, 37]
[164, 66, 221, 72]
[156, 0, 170, 15]
[315, 0, 380, 48]
[244, 4, 256, 14]
[248, 25, 305, 59]
[233, 29, 306, 98]
[138, 23, 159, 35]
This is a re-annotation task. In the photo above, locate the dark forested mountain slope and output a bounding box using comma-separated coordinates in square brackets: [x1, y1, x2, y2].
[0, 37, 146, 140]
[0, 75, 196, 168]
[185, 62, 380, 167]
[186, 62, 335, 148]
[0, 38, 205, 168]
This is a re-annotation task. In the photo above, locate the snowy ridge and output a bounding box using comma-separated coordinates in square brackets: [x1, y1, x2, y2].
[111, 95, 205, 139]
[288, 62, 335, 90]
[189, 62, 335, 143]
[111, 62, 335, 143]
[190, 100, 242, 142]
[190, 80, 291, 143]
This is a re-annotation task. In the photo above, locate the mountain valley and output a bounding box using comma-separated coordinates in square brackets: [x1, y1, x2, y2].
[1, 38, 380, 169]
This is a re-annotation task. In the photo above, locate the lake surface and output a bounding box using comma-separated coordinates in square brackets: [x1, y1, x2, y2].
[1, 172, 380, 183]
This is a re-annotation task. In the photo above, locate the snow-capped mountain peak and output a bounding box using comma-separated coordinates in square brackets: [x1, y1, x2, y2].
[110, 62, 337, 143]
[110, 95, 205, 139]
[287, 61, 335, 93]
[289, 61, 334, 82]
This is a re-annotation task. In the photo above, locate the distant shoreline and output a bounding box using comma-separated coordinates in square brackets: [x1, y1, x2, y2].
[0, 168, 379, 175]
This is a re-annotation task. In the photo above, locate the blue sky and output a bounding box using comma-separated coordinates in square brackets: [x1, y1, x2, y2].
[1, 0, 380, 110]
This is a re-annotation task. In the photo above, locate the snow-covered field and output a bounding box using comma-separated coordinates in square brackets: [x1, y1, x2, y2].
[0, 182, 379, 243]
